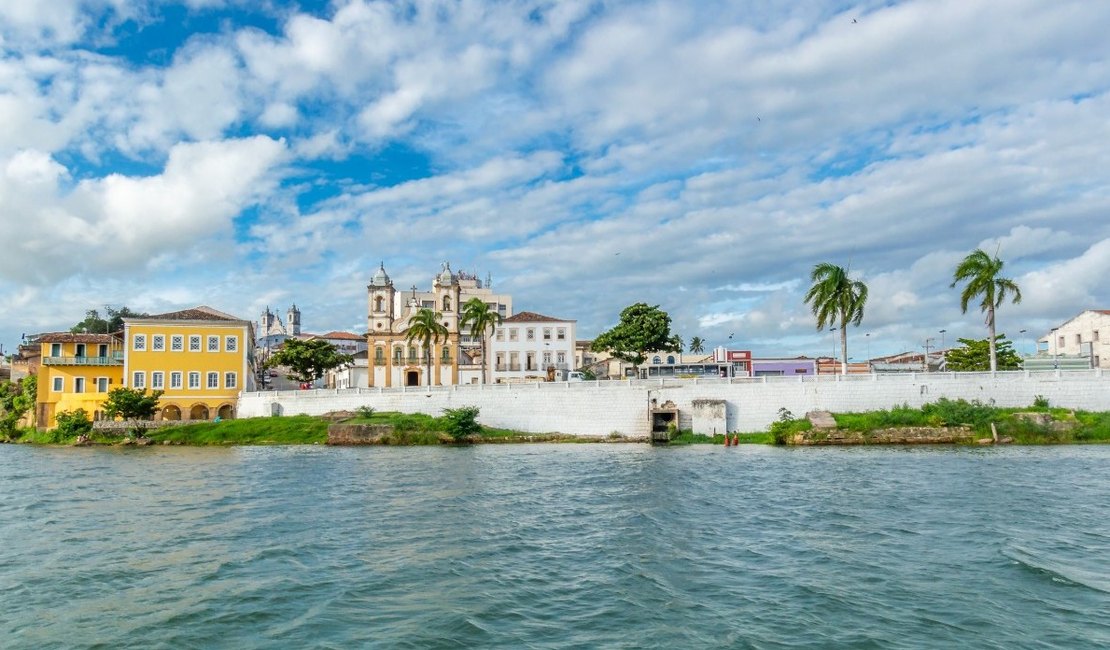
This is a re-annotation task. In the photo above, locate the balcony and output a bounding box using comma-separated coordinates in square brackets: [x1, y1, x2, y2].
[43, 353, 124, 366]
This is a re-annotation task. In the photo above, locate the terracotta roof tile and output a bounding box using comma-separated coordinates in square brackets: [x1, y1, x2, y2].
[317, 331, 365, 340]
[136, 305, 245, 322]
[36, 332, 120, 343]
[501, 311, 573, 323]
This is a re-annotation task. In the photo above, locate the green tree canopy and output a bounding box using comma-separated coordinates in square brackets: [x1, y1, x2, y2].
[405, 308, 449, 387]
[102, 386, 163, 420]
[951, 248, 1022, 373]
[804, 262, 868, 375]
[1, 374, 37, 436]
[71, 306, 148, 334]
[591, 303, 682, 371]
[265, 338, 354, 384]
[688, 336, 705, 354]
[945, 335, 1022, 372]
[459, 297, 502, 384]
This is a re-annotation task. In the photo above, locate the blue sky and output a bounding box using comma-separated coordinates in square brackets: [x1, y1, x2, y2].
[2, 0, 1110, 360]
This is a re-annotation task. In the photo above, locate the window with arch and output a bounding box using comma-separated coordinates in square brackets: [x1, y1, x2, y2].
[374, 296, 384, 312]
[442, 345, 450, 361]
[442, 296, 451, 311]
[652, 356, 661, 364]
[667, 356, 675, 364]
[409, 346, 417, 361]
[375, 347, 385, 362]
[394, 347, 403, 362]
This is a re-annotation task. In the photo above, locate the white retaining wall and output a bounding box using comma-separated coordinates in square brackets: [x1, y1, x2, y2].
[237, 370, 1110, 437]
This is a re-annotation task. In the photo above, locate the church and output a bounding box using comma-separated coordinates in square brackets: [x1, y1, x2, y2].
[366, 262, 512, 387]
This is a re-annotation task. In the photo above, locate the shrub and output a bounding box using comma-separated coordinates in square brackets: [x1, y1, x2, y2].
[441, 406, 482, 441]
[770, 407, 797, 445]
[1033, 395, 1050, 410]
[355, 405, 376, 419]
[54, 408, 93, 442]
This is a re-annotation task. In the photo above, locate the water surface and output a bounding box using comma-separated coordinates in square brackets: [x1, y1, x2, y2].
[2, 444, 1108, 648]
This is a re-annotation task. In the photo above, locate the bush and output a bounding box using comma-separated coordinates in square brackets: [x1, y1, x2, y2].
[1033, 395, 1050, 409]
[442, 406, 482, 441]
[770, 407, 801, 445]
[921, 398, 999, 430]
[355, 405, 376, 419]
[54, 408, 93, 442]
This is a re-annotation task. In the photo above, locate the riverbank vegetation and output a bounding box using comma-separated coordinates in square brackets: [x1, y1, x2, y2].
[793, 398, 1110, 445]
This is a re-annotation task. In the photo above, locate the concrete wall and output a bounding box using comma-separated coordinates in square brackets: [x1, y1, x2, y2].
[238, 370, 1110, 437]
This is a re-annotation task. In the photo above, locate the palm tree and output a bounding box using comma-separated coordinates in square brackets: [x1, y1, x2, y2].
[804, 262, 868, 375]
[689, 336, 705, 354]
[459, 297, 503, 384]
[951, 248, 1021, 372]
[405, 308, 449, 386]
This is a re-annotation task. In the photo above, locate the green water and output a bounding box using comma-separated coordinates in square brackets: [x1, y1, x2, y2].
[2, 444, 1108, 648]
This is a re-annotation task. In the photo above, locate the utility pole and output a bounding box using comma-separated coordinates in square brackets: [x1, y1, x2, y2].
[923, 337, 935, 372]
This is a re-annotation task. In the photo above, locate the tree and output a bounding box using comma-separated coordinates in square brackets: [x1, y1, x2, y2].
[804, 262, 868, 375]
[264, 338, 353, 384]
[459, 297, 502, 384]
[0, 374, 37, 437]
[406, 308, 449, 387]
[689, 336, 705, 354]
[71, 306, 148, 334]
[945, 335, 1022, 372]
[951, 248, 1022, 373]
[102, 387, 163, 420]
[591, 303, 682, 375]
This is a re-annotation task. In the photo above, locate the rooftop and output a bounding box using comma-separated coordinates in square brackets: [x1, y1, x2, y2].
[133, 305, 244, 322]
[502, 311, 574, 324]
[36, 332, 120, 343]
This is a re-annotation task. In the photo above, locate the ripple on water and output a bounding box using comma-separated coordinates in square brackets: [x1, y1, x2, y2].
[2, 444, 1110, 648]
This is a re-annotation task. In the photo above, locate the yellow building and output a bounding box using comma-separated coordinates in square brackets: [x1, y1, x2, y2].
[36, 333, 125, 428]
[123, 306, 256, 421]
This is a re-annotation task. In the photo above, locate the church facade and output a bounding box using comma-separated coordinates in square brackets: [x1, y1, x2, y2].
[366, 262, 512, 387]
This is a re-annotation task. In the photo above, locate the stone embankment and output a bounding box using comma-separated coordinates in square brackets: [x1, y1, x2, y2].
[327, 424, 395, 445]
[792, 426, 975, 445]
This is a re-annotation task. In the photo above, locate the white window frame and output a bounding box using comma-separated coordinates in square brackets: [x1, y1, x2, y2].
[52, 377, 63, 392]
[526, 328, 535, 341]
[188, 372, 201, 389]
[171, 335, 184, 351]
[132, 371, 145, 389]
[170, 372, 183, 389]
[225, 335, 238, 352]
[189, 335, 201, 352]
[96, 377, 109, 393]
[133, 334, 147, 351]
[495, 329, 504, 341]
[224, 372, 237, 389]
[207, 335, 220, 352]
[207, 372, 219, 389]
[543, 328, 552, 340]
[557, 328, 566, 341]
[509, 328, 518, 341]
[74, 377, 85, 393]
[152, 334, 165, 351]
[151, 372, 164, 390]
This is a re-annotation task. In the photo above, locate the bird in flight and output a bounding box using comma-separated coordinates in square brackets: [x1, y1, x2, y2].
[852, 18, 858, 23]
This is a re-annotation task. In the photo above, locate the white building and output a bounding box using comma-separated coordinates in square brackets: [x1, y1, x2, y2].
[311, 331, 368, 356]
[491, 312, 576, 383]
[1038, 310, 1110, 369]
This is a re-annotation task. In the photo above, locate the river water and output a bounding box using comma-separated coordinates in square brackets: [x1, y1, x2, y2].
[1, 444, 1108, 649]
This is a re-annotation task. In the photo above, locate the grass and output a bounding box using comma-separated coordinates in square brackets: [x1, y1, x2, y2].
[668, 431, 774, 445]
[148, 415, 329, 445]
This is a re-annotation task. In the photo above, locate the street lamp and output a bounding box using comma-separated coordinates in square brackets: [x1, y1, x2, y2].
[939, 329, 946, 351]
[866, 332, 871, 361]
[1051, 327, 1059, 369]
[1019, 329, 1027, 358]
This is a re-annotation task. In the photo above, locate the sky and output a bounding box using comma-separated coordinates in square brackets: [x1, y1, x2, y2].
[2, 0, 1109, 361]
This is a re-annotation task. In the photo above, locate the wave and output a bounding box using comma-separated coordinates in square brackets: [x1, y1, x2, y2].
[1003, 544, 1110, 594]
